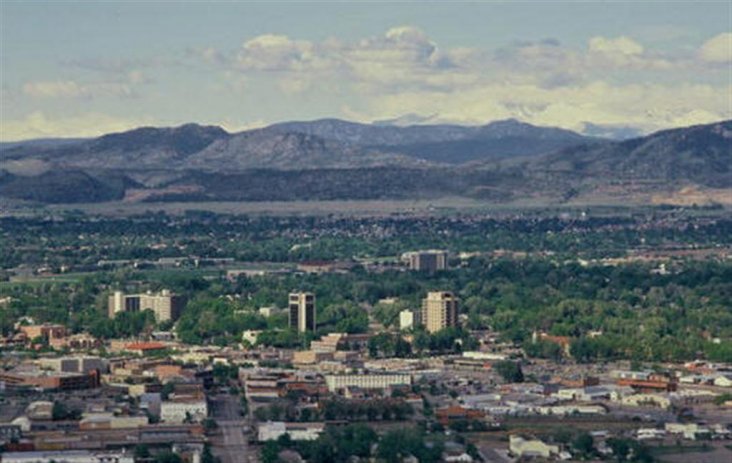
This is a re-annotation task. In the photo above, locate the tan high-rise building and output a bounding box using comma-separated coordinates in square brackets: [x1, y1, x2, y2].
[108, 290, 185, 323]
[421, 291, 459, 333]
[289, 292, 316, 332]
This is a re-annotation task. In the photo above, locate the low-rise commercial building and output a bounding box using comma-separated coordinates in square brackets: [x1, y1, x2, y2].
[612, 370, 678, 392]
[244, 373, 284, 401]
[38, 355, 107, 374]
[258, 421, 324, 442]
[292, 350, 334, 365]
[161, 398, 208, 424]
[1, 451, 134, 463]
[79, 412, 149, 430]
[48, 332, 102, 350]
[325, 373, 411, 392]
[509, 435, 560, 459]
[436, 405, 486, 426]
[309, 332, 370, 353]
[19, 324, 66, 343]
[0, 367, 99, 391]
[665, 423, 712, 440]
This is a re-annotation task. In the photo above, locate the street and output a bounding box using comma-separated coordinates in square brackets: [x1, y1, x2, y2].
[209, 394, 259, 463]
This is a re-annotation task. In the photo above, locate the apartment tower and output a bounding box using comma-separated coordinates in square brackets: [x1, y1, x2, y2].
[107, 290, 185, 323]
[404, 250, 448, 273]
[421, 291, 459, 333]
[289, 292, 316, 332]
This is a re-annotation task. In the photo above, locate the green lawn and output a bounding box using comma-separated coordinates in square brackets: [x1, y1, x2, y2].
[649, 443, 714, 456]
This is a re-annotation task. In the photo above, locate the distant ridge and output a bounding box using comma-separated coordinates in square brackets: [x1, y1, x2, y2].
[2, 118, 598, 170]
[0, 118, 729, 205]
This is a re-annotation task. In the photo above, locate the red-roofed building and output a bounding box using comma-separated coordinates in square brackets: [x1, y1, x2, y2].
[436, 405, 486, 426]
[123, 342, 167, 355]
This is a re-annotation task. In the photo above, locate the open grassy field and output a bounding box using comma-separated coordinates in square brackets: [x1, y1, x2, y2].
[20, 197, 726, 218]
[653, 442, 731, 463]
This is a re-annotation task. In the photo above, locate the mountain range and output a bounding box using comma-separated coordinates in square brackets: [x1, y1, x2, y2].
[1, 118, 729, 206]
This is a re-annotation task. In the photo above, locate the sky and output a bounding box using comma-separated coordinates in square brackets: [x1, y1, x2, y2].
[1, 0, 730, 141]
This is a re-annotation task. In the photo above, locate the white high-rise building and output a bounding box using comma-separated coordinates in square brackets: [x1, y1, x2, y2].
[107, 290, 185, 322]
[399, 310, 415, 330]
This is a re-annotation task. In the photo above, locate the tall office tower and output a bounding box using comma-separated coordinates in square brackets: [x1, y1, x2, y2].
[421, 291, 459, 333]
[404, 250, 448, 273]
[107, 289, 185, 323]
[289, 292, 316, 332]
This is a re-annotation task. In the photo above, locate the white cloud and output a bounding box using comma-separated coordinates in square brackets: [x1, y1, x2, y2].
[127, 70, 147, 84]
[351, 80, 730, 134]
[277, 76, 313, 94]
[355, 25, 447, 68]
[493, 39, 585, 87]
[22, 78, 139, 100]
[699, 32, 732, 63]
[210, 26, 461, 87]
[586, 36, 674, 70]
[236, 34, 318, 71]
[22, 81, 86, 98]
[0, 111, 153, 141]
[220, 71, 249, 94]
[589, 36, 644, 56]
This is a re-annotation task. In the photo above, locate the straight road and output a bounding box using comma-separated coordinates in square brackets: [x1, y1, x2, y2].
[210, 394, 259, 463]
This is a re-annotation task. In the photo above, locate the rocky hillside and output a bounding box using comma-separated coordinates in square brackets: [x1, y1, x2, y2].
[270, 118, 597, 164]
[1, 119, 729, 205]
[2, 118, 597, 171]
[535, 120, 732, 188]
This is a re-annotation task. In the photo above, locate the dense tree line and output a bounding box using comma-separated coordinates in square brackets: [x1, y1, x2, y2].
[261, 424, 443, 463]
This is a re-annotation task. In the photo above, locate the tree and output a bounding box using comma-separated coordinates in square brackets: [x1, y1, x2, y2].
[161, 382, 175, 400]
[466, 442, 481, 461]
[493, 361, 524, 383]
[336, 424, 377, 459]
[213, 363, 238, 384]
[372, 301, 407, 328]
[52, 401, 81, 421]
[261, 441, 280, 463]
[155, 452, 183, 463]
[201, 444, 219, 463]
[449, 420, 469, 432]
[607, 438, 630, 462]
[572, 432, 595, 458]
[133, 444, 150, 459]
[30, 335, 48, 347]
[413, 330, 431, 353]
[377, 428, 442, 463]
[203, 418, 218, 433]
[553, 428, 573, 445]
[525, 339, 564, 361]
